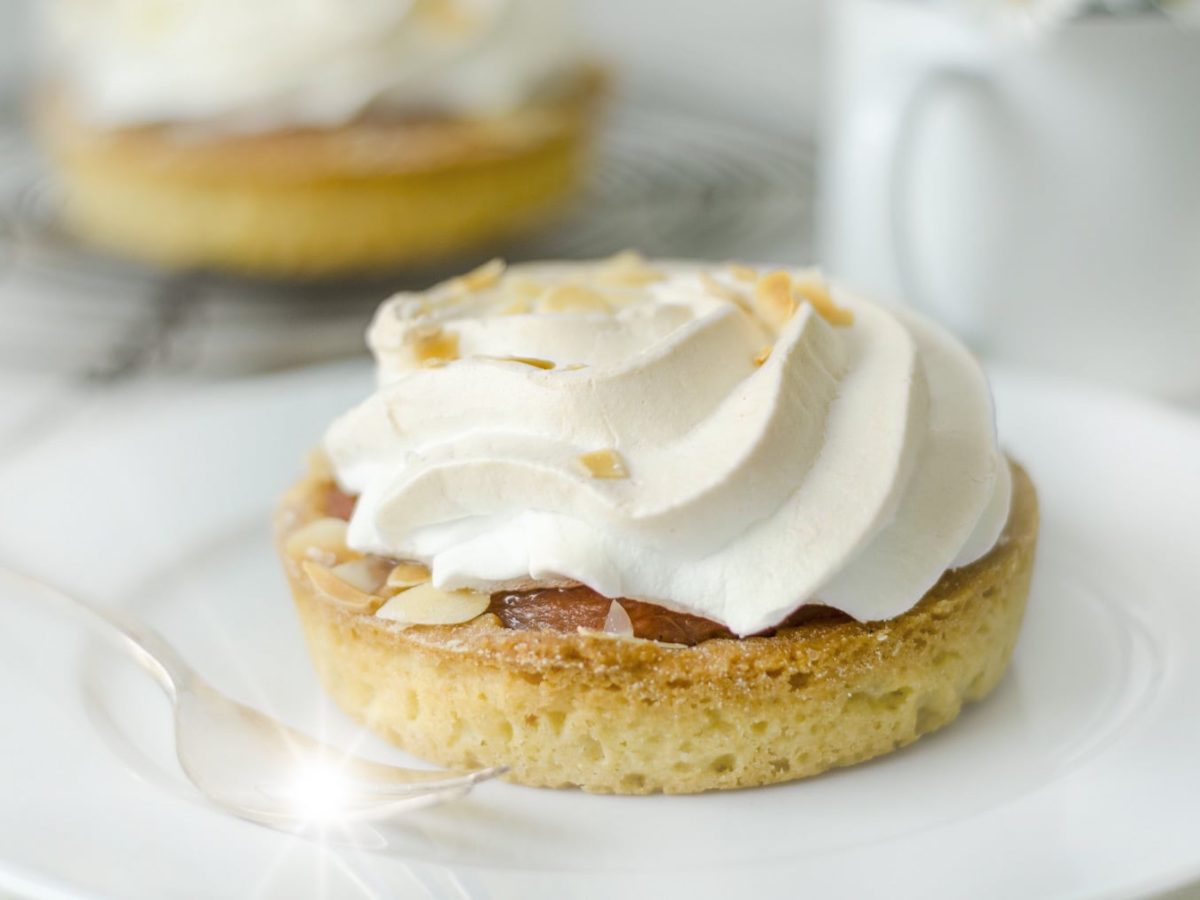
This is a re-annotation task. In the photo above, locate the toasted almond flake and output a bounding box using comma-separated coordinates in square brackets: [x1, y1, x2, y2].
[305, 448, 334, 480]
[603, 601, 635, 637]
[386, 561, 432, 590]
[577, 448, 629, 479]
[452, 257, 505, 293]
[285, 517, 359, 564]
[408, 325, 460, 366]
[331, 557, 392, 595]
[754, 345, 772, 366]
[375, 583, 491, 626]
[537, 283, 612, 314]
[498, 355, 555, 370]
[595, 250, 665, 286]
[303, 560, 382, 612]
[754, 271, 797, 331]
[794, 275, 855, 327]
[729, 263, 759, 282]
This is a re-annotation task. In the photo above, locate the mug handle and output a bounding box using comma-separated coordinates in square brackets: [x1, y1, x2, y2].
[887, 68, 996, 339]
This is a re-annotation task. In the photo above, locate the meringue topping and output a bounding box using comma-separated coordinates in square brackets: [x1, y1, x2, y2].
[325, 256, 1012, 635]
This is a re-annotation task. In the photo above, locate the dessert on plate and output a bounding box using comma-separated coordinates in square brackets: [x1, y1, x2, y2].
[275, 253, 1038, 794]
[37, 0, 603, 276]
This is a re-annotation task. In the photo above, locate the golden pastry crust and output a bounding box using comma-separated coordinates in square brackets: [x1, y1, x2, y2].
[275, 458, 1038, 794]
[37, 68, 606, 276]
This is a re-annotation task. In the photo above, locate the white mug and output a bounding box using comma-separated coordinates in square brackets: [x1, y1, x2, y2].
[817, 0, 1200, 399]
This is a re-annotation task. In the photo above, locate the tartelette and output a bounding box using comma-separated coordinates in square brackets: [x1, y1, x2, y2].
[39, 0, 603, 276]
[275, 253, 1038, 793]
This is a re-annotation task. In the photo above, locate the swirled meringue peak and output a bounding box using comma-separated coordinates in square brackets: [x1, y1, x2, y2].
[325, 254, 1012, 635]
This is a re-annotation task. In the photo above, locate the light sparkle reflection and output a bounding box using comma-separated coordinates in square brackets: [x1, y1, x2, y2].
[283, 758, 357, 824]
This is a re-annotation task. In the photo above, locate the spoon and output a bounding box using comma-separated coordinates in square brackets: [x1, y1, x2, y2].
[4, 566, 505, 829]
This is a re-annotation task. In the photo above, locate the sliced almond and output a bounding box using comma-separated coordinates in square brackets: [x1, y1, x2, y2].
[330, 557, 392, 595]
[537, 284, 611, 314]
[386, 561, 432, 591]
[453, 258, 506, 293]
[595, 250, 665, 286]
[603, 601, 635, 637]
[754, 271, 797, 331]
[577, 448, 629, 480]
[305, 448, 334, 481]
[408, 325, 460, 366]
[496, 356, 555, 370]
[375, 583, 491, 626]
[754, 345, 772, 366]
[729, 263, 759, 282]
[794, 275, 855, 327]
[284, 517, 359, 565]
[303, 560, 382, 612]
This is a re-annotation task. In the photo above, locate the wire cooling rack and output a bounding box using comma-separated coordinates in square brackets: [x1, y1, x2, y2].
[0, 105, 814, 377]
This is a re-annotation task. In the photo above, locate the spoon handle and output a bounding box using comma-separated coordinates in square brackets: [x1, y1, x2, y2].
[0, 564, 195, 698]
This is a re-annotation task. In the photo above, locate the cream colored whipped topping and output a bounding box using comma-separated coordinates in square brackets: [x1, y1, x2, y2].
[45, 0, 582, 129]
[325, 256, 1013, 635]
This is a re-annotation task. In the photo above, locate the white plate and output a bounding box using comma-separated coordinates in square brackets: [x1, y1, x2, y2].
[1, 362, 1198, 900]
